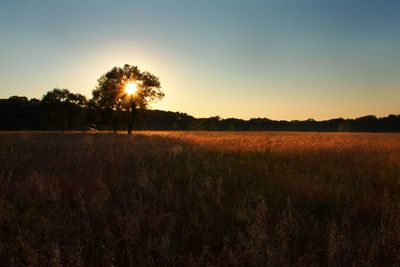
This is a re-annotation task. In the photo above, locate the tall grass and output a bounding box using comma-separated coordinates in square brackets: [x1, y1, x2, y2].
[0, 131, 399, 266]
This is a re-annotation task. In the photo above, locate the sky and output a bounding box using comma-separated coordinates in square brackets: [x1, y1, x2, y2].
[0, 0, 399, 120]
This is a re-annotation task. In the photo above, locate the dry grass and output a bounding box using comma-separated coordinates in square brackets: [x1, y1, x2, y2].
[0, 131, 400, 266]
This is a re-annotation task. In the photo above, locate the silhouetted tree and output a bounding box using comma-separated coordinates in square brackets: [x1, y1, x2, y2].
[0, 96, 40, 130]
[65, 92, 87, 130]
[41, 89, 87, 131]
[91, 64, 164, 134]
[1, 93, 399, 132]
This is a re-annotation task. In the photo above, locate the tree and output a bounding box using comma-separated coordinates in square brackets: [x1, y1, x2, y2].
[0, 96, 40, 130]
[41, 88, 87, 131]
[91, 64, 164, 134]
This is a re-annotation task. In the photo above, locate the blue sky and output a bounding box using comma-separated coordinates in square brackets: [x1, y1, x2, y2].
[0, 0, 399, 119]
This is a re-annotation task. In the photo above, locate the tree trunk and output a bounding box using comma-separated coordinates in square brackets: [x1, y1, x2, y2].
[128, 99, 135, 135]
[68, 109, 73, 131]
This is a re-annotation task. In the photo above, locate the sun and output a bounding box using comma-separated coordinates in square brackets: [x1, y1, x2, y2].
[125, 82, 137, 95]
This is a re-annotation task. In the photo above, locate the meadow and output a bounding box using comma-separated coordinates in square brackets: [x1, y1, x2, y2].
[1, 131, 400, 266]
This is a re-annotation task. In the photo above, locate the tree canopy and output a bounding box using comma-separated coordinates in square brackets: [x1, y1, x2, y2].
[1, 64, 399, 133]
[41, 88, 87, 131]
[1, 94, 400, 132]
[91, 64, 164, 111]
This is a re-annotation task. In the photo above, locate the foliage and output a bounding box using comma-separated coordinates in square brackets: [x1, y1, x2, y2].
[1, 63, 399, 132]
[2, 95, 399, 132]
[41, 88, 87, 131]
[0, 96, 40, 130]
[91, 64, 164, 111]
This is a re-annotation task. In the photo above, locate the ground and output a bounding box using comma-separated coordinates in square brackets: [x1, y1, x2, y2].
[1, 131, 400, 266]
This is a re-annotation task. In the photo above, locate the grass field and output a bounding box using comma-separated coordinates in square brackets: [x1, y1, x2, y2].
[1, 131, 400, 266]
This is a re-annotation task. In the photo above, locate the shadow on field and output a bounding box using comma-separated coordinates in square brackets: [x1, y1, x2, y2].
[1, 131, 400, 266]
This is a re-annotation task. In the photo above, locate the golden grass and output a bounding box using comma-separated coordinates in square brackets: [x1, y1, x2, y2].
[0, 131, 399, 266]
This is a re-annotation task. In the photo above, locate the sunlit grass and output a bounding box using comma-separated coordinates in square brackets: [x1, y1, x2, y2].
[0, 131, 399, 265]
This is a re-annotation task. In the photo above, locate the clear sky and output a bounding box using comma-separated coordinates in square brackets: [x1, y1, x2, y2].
[0, 0, 399, 120]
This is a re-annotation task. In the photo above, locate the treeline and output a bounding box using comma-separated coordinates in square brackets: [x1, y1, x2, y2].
[1, 93, 399, 132]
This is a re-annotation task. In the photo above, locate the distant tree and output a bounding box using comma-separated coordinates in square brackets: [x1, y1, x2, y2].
[41, 89, 87, 131]
[188, 116, 220, 131]
[0, 96, 40, 130]
[353, 115, 378, 132]
[65, 92, 87, 130]
[29, 98, 40, 106]
[91, 64, 164, 134]
[7, 96, 29, 106]
[381, 114, 400, 132]
[338, 121, 351, 132]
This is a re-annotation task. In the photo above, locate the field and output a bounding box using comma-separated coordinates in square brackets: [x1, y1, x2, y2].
[1, 131, 400, 266]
